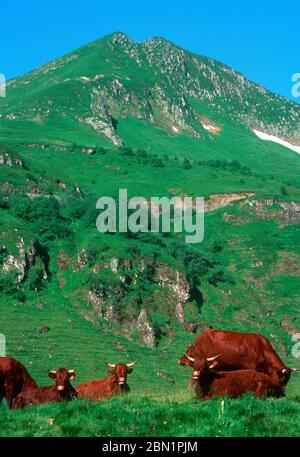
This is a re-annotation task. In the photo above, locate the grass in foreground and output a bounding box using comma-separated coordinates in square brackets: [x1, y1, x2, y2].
[1, 394, 300, 437]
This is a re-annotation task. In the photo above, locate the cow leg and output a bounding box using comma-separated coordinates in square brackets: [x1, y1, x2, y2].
[255, 382, 265, 399]
[13, 396, 23, 410]
[4, 386, 15, 410]
[0, 380, 4, 407]
[7, 396, 14, 410]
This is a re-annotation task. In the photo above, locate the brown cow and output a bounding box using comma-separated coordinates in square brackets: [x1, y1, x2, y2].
[187, 355, 285, 400]
[0, 357, 37, 409]
[178, 329, 295, 386]
[75, 362, 136, 400]
[14, 368, 77, 409]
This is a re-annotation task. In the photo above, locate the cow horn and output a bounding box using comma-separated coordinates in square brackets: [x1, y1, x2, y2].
[291, 368, 300, 372]
[126, 361, 137, 368]
[49, 370, 57, 375]
[184, 353, 195, 362]
[68, 370, 76, 374]
[107, 363, 116, 368]
[207, 355, 221, 362]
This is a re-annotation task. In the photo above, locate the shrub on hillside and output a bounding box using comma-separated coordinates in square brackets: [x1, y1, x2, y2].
[87, 244, 109, 266]
[167, 240, 213, 287]
[27, 264, 46, 291]
[10, 195, 60, 222]
[152, 156, 165, 168]
[183, 158, 192, 169]
[119, 146, 135, 156]
[199, 159, 252, 176]
[0, 270, 26, 301]
[0, 247, 8, 264]
[212, 241, 224, 252]
[8, 195, 71, 244]
[137, 149, 150, 164]
[208, 270, 235, 286]
[65, 198, 87, 219]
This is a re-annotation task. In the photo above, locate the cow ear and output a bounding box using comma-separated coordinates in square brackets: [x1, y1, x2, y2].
[127, 368, 133, 374]
[48, 370, 57, 379]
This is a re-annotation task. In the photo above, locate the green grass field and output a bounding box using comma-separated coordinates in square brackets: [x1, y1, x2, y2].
[1, 394, 300, 437]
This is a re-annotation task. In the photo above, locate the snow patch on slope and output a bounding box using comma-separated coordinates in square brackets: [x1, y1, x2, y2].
[253, 129, 300, 154]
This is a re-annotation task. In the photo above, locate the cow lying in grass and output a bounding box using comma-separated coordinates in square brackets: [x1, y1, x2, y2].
[75, 362, 136, 400]
[185, 354, 285, 399]
[14, 368, 77, 408]
[0, 357, 37, 410]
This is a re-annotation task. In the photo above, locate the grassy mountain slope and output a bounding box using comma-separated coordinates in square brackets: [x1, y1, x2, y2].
[0, 33, 299, 434]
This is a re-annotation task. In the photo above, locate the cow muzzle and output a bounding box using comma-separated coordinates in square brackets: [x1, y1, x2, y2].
[118, 377, 125, 385]
[192, 371, 200, 380]
[57, 385, 65, 391]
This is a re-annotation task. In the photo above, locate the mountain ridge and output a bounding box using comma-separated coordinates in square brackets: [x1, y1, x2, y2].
[2, 32, 300, 148]
[5, 31, 300, 109]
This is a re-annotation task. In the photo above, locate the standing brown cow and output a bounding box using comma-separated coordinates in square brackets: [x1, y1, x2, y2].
[14, 368, 77, 408]
[178, 329, 295, 386]
[0, 357, 37, 409]
[76, 362, 136, 400]
[186, 354, 285, 399]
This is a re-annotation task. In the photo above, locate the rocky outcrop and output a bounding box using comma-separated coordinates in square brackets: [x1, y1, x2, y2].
[37, 325, 50, 334]
[80, 87, 123, 146]
[231, 198, 300, 227]
[0, 152, 24, 168]
[2, 249, 27, 282]
[1, 238, 49, 283]
[77, 249, 88, 268]
[136, 308, 156, 348]
[92, 257, 133, 274]
[81, 147, 96, 155]
[86, 290, 119, 323]
[154, 265, 191, 323]
[72, 251, 196, 345]
[90, 257, 191, 324]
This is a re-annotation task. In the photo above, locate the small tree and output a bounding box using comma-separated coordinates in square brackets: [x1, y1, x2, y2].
[183, 158, 192, 169]
[152, 157, 165, 168]
[280, 186, 289, 196]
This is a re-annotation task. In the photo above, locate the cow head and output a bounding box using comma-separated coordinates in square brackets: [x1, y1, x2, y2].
[184, 353, 221, 381]
[178, 351, 195, 367]
[48, 368, 76, 392]
[276, 367, 293, 386]
[107, 362, 137, 385]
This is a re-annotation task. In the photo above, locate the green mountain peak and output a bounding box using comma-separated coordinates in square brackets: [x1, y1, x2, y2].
[1, 32, 299, 149]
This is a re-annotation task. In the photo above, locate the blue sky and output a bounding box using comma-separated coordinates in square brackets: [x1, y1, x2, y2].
[1, 0, 299, 103]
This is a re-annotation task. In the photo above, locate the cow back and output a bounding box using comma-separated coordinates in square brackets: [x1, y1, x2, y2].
[193, 329, 283, 373]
